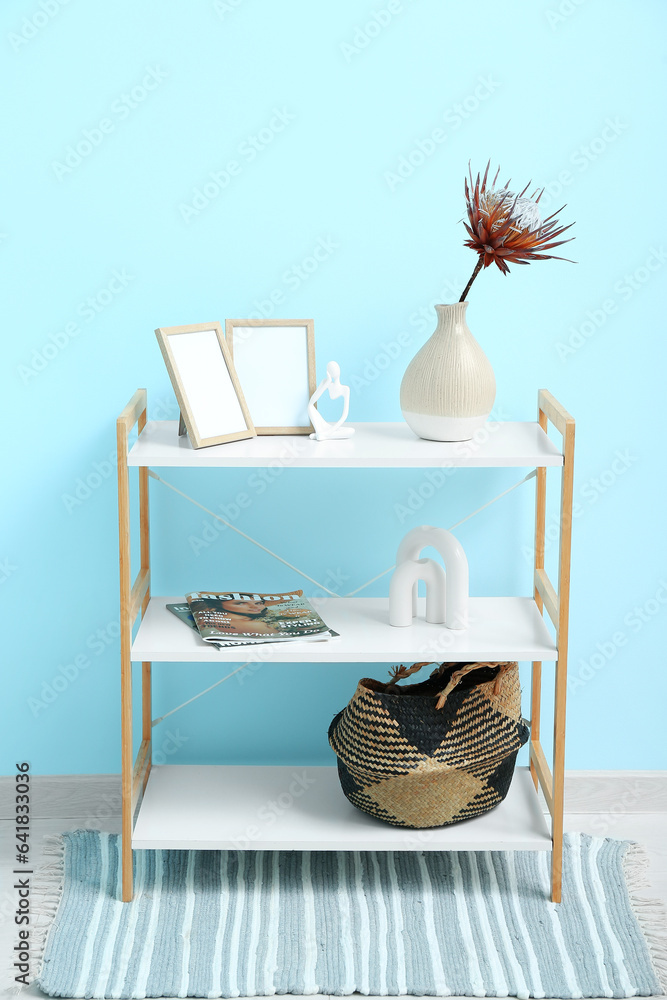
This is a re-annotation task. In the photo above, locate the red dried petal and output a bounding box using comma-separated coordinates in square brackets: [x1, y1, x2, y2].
[461, 162, 576, 276]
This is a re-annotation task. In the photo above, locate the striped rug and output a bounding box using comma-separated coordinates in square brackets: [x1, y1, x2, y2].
[35, 831, 665, 998]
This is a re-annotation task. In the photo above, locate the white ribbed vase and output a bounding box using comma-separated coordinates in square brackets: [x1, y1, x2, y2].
[400, 302, 496, 442]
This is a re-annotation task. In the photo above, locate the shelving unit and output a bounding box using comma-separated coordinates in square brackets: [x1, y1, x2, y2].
[117, 389, 574, 903]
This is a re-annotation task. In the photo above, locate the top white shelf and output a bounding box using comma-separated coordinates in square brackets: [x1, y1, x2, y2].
[128, 421, 563, 469]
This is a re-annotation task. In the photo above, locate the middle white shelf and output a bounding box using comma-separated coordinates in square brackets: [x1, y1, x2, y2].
[132, 596, 557, 663]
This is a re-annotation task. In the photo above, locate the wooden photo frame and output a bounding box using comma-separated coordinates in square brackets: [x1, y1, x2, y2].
[224, 319, 316, 435]
[155, 322, 256, 448]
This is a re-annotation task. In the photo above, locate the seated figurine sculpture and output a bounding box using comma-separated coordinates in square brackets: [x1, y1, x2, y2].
[308, 362, 355, 441]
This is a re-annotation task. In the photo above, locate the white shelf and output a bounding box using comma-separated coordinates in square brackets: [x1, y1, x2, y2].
[128, 420, 563, 468]
[132, 596, 557, 663]
[132, 765, 551, 852]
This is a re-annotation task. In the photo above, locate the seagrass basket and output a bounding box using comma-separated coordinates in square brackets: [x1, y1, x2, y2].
[328, 661, 528, 828]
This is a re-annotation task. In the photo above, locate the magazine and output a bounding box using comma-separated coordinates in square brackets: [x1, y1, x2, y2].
[167, 603, 241, 649]
[165, 603, 313, 649]
[167, 603, 217, 642]
[185, 590, 337, 645]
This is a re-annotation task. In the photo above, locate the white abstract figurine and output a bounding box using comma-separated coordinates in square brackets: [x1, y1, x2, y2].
[308, 362, 355, 441]
[389, 525, 469, 630]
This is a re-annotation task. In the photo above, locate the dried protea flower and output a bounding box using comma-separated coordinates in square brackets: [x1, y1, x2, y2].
[459, 161, 575, 301]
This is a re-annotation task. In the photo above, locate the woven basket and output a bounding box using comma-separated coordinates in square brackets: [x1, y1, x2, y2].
[328, 661, 528, 828]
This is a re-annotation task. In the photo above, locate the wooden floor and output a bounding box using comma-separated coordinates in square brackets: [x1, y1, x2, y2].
[0, 773, 665, 999]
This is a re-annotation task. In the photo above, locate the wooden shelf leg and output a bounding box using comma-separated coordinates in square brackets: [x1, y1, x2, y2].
[550, 397, 575, 904]
[118, 414, 134, 902]
[551, 654, 566, 903]
[530, 663, 542, 791]
[121, 661, 133, 901]
[139, 407, 152, 779]
[117, 389, 148, 903]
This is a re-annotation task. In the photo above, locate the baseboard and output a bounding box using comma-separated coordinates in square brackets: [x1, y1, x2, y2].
[1, 770, 666, 821]
[0, 773, 122, 821]
[562, 771, 667, 813]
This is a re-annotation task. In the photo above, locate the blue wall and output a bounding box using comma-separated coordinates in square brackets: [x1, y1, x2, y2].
[4, 0, 666, 774]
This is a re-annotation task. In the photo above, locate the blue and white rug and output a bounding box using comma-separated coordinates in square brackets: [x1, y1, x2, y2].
[34, 831, 666, 998]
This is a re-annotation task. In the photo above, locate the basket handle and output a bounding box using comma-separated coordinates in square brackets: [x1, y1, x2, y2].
[386, 662, 432, 688]
[435, 661, 513, 710]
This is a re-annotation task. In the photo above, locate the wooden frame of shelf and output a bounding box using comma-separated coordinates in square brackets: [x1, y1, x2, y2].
[530, 388, 575, 904]
[117, 388, 152, 903]
[117, 388, 574, 903]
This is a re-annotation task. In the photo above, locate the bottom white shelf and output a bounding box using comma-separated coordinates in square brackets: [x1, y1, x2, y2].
[132, 764, 551, 852]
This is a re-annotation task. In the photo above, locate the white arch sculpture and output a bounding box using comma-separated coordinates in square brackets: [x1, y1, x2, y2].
[389, 525, 469, 630]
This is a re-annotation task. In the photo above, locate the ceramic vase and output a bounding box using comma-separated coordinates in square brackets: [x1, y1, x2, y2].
[400, 302, 496, 441]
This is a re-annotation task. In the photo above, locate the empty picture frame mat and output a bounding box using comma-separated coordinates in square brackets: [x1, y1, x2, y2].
[155, 322, 256, 448]
[225, 318, 316, 434]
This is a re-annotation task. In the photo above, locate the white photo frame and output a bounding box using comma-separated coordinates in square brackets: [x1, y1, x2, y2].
[224, 318, 316, 435]
[155, 322, 256, 448]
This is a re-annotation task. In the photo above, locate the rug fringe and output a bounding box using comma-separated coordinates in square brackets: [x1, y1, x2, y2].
[29, 834, 65, 988]
[623, 841, 667, 996]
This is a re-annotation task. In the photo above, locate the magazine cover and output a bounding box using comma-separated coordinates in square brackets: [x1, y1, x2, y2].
[185, 590, 335, 643]
[166, 603, 296, 649]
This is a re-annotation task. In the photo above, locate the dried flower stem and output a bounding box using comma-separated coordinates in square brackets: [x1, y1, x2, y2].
[459, 257, 483, 302]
